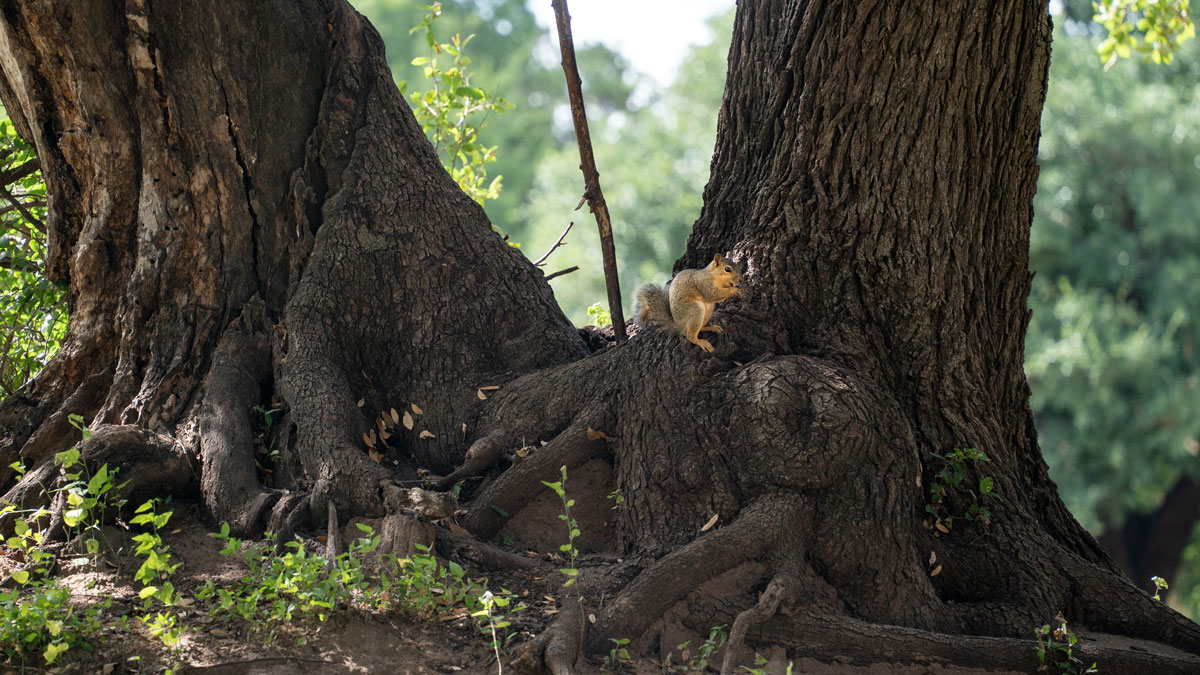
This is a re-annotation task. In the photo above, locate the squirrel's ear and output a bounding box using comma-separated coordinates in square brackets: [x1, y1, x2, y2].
[712, 252, 723, 264]
[723, 251, 732, 261]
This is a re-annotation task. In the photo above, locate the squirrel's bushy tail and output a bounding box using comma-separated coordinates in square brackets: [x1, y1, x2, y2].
[635, 283, 672, 326]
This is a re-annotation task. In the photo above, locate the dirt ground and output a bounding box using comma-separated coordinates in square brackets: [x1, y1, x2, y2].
[5, 502, 1193, 675]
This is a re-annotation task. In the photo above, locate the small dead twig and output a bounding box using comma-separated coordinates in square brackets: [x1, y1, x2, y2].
[551, 0, 627, 342]
[533, 220, 575, 266]
[544, 266, 579, 282]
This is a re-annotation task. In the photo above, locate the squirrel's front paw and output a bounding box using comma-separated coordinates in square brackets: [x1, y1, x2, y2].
[696, 338, 714, 352]
[705, 325, 723, 334]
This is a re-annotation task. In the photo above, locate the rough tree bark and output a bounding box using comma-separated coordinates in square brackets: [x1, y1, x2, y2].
[0, 0, 1197, 672]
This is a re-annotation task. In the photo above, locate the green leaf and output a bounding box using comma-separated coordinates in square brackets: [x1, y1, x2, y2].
[139, 586, 159, 599]
[87, 464, 109, 495]
[43, 641, 68, 665]
[12, 569, 29, 585]
[63, 508, 84, 527]
[411, 57, 429, 66]
[54, 447, 80, 468]
[979, 476, 994, 494]
[455, 86, 485, 100]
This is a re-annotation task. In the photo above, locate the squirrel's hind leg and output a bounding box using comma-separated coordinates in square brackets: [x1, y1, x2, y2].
[684, 323, 715, 352]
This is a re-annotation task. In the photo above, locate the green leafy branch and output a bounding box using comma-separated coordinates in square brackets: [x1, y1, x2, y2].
[1096, 0, 1195, 67]
[925, 447, 1000, 532]
[402, 3, 513, 207]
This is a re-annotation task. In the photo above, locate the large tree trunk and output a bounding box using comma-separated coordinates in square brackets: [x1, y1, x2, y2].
[0, 0, 585, 535]
[1, 0, 1198, 672]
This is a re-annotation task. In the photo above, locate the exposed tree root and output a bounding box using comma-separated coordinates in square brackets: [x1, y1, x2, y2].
[760, 608, 1200, 674]
[198, 297, 278, 536]
[586, 497, 795, 653]
[0, 368, 112, 486]
[267, 491, 311, 550]
[720, 575, 795, 675]
[1065, 551, 1200, 654]
[0, 424, 196, 534]
[434, 529, 546, 573]
[462, 415, 612, 540]
[512, 593, 585, 675]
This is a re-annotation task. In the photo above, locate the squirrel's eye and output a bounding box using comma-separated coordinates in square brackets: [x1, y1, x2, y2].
[724, 266, 731, 272]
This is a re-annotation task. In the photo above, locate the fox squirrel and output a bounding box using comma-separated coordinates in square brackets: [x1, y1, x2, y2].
[635, 253, 743, 352]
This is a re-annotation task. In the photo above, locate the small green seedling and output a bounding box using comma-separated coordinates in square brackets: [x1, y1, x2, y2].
[1035, 613, 1098, 674]
[1151, 575, 1169, 601]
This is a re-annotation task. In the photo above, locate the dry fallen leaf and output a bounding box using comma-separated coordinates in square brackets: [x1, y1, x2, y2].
[477, 389, 487, 400]
[479, 385, 500, 391]
[701, 513, 720, 532]
[369, 447, 384, 463]
[544, 608, 559, 615]
[103, 664, 115, 675]
[412, 403, 423, 415]
[588, 613, 597, 624]
[930, 564, 943, 577]
[390, 408, 400, 424]
[929, 551, 937, 565]
[447, 520, 469, 535]
[356, 398, 365, 407]
[362, 431, 375, 448]
[462, 422, 468, 440]
[935, 521, 950, 534]
[376, 417, 387, 435]
[380, 429, 391, 440]
[403, 411, 415, 430]
[586, 427, 612, 441]
[419, 430, 436, 439]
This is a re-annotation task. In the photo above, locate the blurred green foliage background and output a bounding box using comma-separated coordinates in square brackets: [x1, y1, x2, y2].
[2, 0, 1197, 618]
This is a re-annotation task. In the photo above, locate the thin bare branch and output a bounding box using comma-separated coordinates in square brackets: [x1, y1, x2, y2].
[551, 0, 627, 342]
[544, 266, 579, 281]
[533, 220, 575, 266]
[0, 199, 45, 217]
[0, 157, 40, 185]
